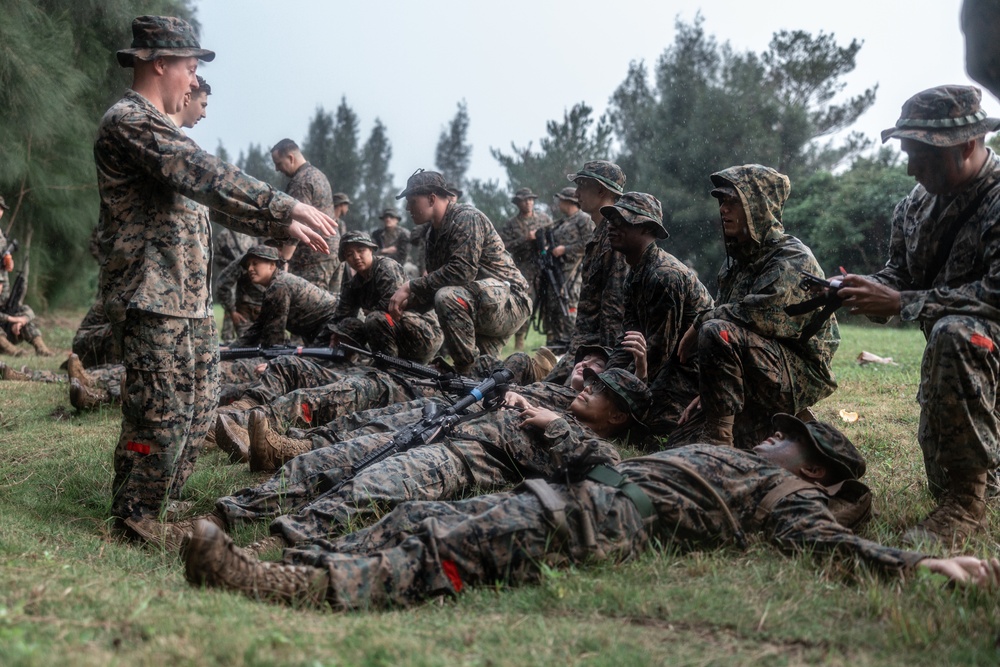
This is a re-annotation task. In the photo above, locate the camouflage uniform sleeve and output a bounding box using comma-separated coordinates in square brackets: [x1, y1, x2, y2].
[333, 276, 362, 321]
[235, 275, 292, 347]
[498, 217, 533, 260]
[371, 258, 406, 312]
[409, 211, 486, 305]
[546, 417, 621, 474]
[396, 228, 411, 266]
[214, 257, 243, 310]
[598, 244, 628, 346]
[767, 490, 926, 574]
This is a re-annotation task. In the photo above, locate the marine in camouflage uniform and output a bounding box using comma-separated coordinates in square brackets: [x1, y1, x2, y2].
[213, 368, 646, 549]
[333, 230, 442, 363]
[96, 16, 336, 530]
[0, 197, 51, 357]
[72, 299, 118, 368]
[392, 171, 531, 374]
[499, 188, 552, 349]
[539, 188, 594, 347]
[371, 207, 410, 267]
[270, 139, 340, 291]
[600, 193, 714, 438]
[210, 219, 256, 293]
[233, 246, 338, 348]
[215, 252, 265, 342]
[841, 86, 1000, 545]
[677, 164, 839, 449]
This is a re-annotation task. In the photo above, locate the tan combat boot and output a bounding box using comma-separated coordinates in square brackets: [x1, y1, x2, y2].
[902, 468, 988, 547]
[0, 362, 30, 381]
[701, 414, 735, 447]
[124, 512, 225, 552]
[31, 335, 55, 357]
[70, 378, 112, 411]
[248, 411, 311, 472]
[220, 397, 261, 413]
[184, 519, 329, 608]
[531, 347, 557, 382]
[0, 335, 24, 357]
[216, 413, 251, 464]
[66, 353, 91, 387]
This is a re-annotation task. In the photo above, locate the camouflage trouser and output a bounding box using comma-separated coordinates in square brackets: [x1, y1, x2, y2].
[539, 270, 580, 347]
[220, 429, 526, 545]
[243, 356, 351, 406]
[917, 315, 1000, 495]
[362, 310, 442, 363]
[434, 279, 531, 372]
[262, 372, 414, 430]
[2, 303, 41, 345]
[218, 358, 266, 386]
[514, 264, 539, 341]
[73, 303, 118, 367]
[697, 319, 835, 449]
[111, 313, 219, 520]
[13, 363, 125, 401]
[282, 480, 647, 610]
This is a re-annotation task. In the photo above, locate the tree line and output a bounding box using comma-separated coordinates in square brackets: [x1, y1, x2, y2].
[1, 4, 918, 308]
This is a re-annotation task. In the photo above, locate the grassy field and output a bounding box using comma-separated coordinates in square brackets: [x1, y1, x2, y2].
[1, 314, 998, 666]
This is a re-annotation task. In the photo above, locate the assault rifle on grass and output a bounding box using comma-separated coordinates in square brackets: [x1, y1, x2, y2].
[218, 344, 347, 363]
[299, 368, 514, 509]
[338, 342, 481, 395]
[1, 239, 26, 318]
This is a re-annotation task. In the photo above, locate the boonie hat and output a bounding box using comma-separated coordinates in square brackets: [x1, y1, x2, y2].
[600, 191, 668, 239]
[332, 193, 352, 206]
[511, 187, 539, 202]
[582, 367, 651, 426]
[880, 85, 1000, 146]
[771, 413, 867, 483]
[379, 207, 402, 220]
[396, 169, 452, 200]
[567, 160, 626, 194]
[240, 244, 282, 268]
[338, 230, 379, 261]
[574, 343, 612, 365]
[117, 15, 215, 68]
[555, 186, 579, 204]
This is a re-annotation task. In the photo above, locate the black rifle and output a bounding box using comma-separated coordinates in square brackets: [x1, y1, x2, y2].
[1, 239, 25, 317]
[298, 368, 515, 511]
[530, 228, 570, 338]
[218, 345, 347, 362]
[784, 271, 844, 342]
[339, 343, 481, 395]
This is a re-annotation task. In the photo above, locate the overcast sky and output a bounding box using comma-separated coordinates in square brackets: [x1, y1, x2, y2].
[187, 0, 987, 192]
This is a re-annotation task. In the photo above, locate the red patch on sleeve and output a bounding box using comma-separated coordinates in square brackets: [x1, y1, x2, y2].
[441, 559, 463, 593]
[126, 441, 150, 455]
[970, 334, 995, 352]
[384, 313, 395, 328]
[300, 403, 312, 424]
[455, 297, 470, 311]
[719, 329, 730, 344]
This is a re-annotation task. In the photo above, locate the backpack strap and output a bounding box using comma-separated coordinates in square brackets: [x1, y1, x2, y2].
[753, 478, 819, 529]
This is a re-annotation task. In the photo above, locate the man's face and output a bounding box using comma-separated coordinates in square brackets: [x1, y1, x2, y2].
[177, 90, 208, 129]
[569, 375, 627, 430]
[516, 198, 534, 216]
[607, 216, 651, 254]
[160, 56, 199, 115]
[343, 244, 373, 274]
[272, 152, 296, 178]
[718, 194, 751, 243]
[574, 179, 606, 217]
[900, 138, 967, 195]
[406, 194, 435, 225]
[382, 215, 399, 229]
[335, 203, 350, 219]
[245, 257, 278, 285]
[569, 354, 607, 391]
[557, 199, 577, 216]
[752, 431, 812, 472]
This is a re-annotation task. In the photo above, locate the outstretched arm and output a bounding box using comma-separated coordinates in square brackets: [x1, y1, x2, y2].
[919, 556, 1000, 587]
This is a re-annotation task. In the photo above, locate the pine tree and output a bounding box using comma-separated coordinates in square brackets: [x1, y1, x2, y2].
[359, 119, 394, 228]
[435, 100, 472, 189]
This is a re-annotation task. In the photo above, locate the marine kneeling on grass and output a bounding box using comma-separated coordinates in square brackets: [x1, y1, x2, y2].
[182, 413, 1000, 609]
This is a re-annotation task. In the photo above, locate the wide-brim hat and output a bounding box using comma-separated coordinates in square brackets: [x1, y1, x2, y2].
[379, 207, 402, 220]
[332, 193, 352, 206]
[574, 343, 611, 365]
[880, 85, 1000, 146]
[567, 160, 626, 195]
[771, 413, 866, 483]
[117, 15, 215, 68]
[240, 244, 282, 268]
[511, 187, 539, 202]
[396, 169, 451, 200]
[338, 230, 379, 261]
[600, 191, 668, 239]
[582, 367, 650, 429]
[555, 186, 579, 204]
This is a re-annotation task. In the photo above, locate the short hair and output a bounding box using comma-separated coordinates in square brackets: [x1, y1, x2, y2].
[271, 138, 299, 156]
[196, 76, 211, 95]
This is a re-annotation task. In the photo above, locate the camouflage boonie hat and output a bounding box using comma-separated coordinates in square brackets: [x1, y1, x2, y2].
[567, 160, 626, 195]
[332, 193, 352, 206]
[445, 182, 464, 199]
[240, 244, 282, 268]
[601, 191, 668, 240]
[582, 367, 650, 426]
[338, 230, 379, 261]
[574, 343, 612, 365]
[511, 187, 539, 202]
[0, 196, 7, 211]
[396, 169, 451, 200]
[379, 207, 402, 220]
[116, 15, 215, 68]
[555, 186, 579, 204]
[771, 414, 867, 483]
[881, 85, 1000, 146]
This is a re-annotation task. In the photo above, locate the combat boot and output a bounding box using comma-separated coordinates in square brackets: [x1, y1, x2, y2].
[184, 519, 329, 608]
[701, 414, 735, 447]
[245, 534, 288, 556]
[123, 512, 225, 552]
[0, 362, 30, 381]
[30, 335, 55, 357]
[248, 411, 311, 472]
[0, 335, 24, 357]
[530, 347, 557, 382]
[66, 353, 91, 388]
[902, 468, 988, 547]
[216, 413, 251, 464]
[220, 397, 260, 413]
[70, 378, 112, 411]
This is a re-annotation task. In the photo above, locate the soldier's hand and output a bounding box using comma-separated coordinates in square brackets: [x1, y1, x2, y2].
[621, 330, 648, 381]
[520, 405, 560, 431]
[837, 275, 901, 317]
[286, 220, 330, 254]
[382, 245, 397, 255]
[504, 391, 532, 410]
[230, 311, 247, 326]
[290, 202, 338, 238]
[678, 324, 698, 364]
[8, 315, 28, 337]
[552, 245, 566, 257]
[920, 556, 1000, 587]
[678, 395, 701, 425]
[254, 362, 268, 375]
[389, 282, 412, 318]
[2, 253, 12, 272]
[527, 229, 537, 241]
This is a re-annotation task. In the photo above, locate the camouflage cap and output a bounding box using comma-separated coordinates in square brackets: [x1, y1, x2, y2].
[574, 343, 612, 365]
[881, 85, 1000, 146]
[396, 169, 451, 200]
[379, 207, 402, 220]
[511, 187, 539, 202]
[567, 160, 626, 195]
[0, 195, 7, 211]
[555, 186, 580, 204]
[709, 184, 739, 200]
[116, 15, 215, 68]
[600, 191, 668, 240]
[332, 193, 352, 206]
[445, 182, 464, 199]
[338, 230, 379, 261]
[239, 244, 282, 268]
[771, 414, 867, 483]
[582, 367, 651, 426]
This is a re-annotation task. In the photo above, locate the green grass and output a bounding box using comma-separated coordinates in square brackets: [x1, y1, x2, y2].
[1, 315, 999, 665]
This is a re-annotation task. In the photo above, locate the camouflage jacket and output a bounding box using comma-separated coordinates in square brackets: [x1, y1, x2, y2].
[409, 203, 529, 308]
[334, 256, 405, 320]
[94, 90, 296, 324]
[0, 226, 9, 291]
[235, 270, 338, 347]
[214, 256, 265, 312]
[372, 226, 411, 266]
[283, 163, 339, 277]
[499, 211, 553, 267]
[212, 222, 257, 267]
[695, 165, 839, 372]
[549, 210, 594, 276]
[618, 445, 924, 573]
[570, 218, 628, 349]
[870, 150, 1000, 335]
